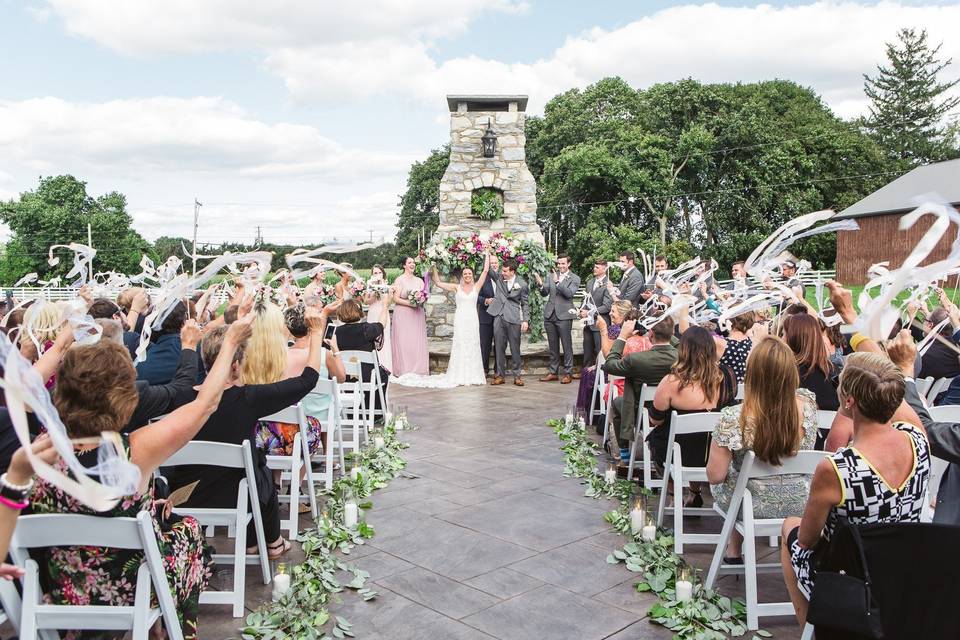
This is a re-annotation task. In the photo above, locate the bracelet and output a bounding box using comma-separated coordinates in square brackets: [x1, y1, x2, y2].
[0, 495, 28, 511]
[1, 473, 33, 493]
[849, 332, 870, 351]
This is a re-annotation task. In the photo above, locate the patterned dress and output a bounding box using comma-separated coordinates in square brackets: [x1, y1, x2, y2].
[789, 422, 930, 597]
[30, 436, 213, 640]
[710, 388, 819, 517]
[718, 336, 752, 382]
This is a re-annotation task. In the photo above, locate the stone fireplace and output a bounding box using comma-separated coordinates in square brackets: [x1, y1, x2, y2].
[426, 95, 545, 339]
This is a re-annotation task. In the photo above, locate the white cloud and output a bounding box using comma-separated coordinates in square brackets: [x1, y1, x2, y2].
[0, 96, 415, 242]
[241, 2, 960, 118]
[42, 0, 527, 55]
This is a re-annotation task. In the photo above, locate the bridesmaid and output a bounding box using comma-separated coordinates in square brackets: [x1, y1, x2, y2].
[335, 265, 353, 301]
[390, 257, 429, 376]
[365, 264, 393, 373]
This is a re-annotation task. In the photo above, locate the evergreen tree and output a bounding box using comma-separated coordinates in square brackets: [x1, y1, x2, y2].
[863, 28, 960, 167]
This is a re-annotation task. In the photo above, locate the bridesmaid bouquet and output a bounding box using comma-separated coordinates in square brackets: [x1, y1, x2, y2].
[348, 279, 367, 298]
[316, 282, 338, 306]
[407, 290, 427, 307]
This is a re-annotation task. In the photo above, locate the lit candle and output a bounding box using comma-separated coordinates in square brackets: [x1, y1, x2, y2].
[350, 466, 360, 481]
[396, 416, 405, 430]
[344, 502, 359, 528]
[385, 411, 394, 424]
[675, 567, 693, 602]
[630, 499, 646, 536]
[604, 463, 617, 485]
[272, 573, 292, 601]
[374, 435, 385, 449]
[642, 515, 656, 542]
[565, 413, 574, 427]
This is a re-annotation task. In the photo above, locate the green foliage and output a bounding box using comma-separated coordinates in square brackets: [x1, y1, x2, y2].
[863, 28, 960, 168]
[565, 219, 693, 278]
[242, 420, 410, 639]
[551, 415, 757, 639]
[0, 175, 152, 283]
[470, 188, 504, 221]
[395, 146, 450, 257]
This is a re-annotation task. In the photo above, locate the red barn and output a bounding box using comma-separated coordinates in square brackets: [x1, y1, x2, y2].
[836, 158, 960, 285]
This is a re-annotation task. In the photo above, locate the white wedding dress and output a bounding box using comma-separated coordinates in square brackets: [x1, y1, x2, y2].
[391, 286, 486, 388]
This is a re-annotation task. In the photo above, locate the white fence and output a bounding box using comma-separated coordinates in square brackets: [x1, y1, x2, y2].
[3, 287, 232, 307]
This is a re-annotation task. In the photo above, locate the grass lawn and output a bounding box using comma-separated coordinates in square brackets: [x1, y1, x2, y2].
[803, 284, 960, 311]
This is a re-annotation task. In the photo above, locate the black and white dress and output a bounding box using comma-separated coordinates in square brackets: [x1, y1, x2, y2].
[789, 422, 930, 597]
[719, 337, 752, 382]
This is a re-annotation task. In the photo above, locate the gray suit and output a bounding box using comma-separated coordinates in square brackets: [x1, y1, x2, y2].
[488, 271, 530, 377]
[582, 276, 614, 367]
[903, 380, 960, 524]
[618, 267, 645, 307]
[540, 271, 581, 375]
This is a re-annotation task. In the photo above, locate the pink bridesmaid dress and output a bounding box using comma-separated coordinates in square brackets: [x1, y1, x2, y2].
[390, 276, 429, 376]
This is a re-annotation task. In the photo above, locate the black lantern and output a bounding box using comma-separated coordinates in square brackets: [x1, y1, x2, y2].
[481, 118, 497, 158]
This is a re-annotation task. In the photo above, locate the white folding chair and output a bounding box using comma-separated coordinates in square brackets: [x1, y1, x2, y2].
[626, 384, 660, 489]
[306, 378, 347, 492]
[341, 350, 386, 429]
[927, 376, 954, 405]
[11, 511, 184, 640]
[656, 410, 724, 553]
[262, 403, 318, 537]
[915, 376, 935, 403]
[816, 409, 836, 448]
[925, 405, 960, 521]
[0, 577, 20, 636]
[601, 375, 624, 454]
[705, 450, 826, 630]
[588, 353, 607, 426]
[338, 355, 370, 454]
[735, 382, 745, 401]
[161, 439, 271, 617]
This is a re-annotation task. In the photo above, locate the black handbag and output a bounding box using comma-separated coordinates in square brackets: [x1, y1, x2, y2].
[807, 519, 884, 638]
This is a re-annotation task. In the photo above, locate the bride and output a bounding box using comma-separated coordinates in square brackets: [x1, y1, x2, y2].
[392, 252, 490, 388]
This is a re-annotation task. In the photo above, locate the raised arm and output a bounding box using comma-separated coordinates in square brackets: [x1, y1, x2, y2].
[129, 315, 253, 482]
[474, 253, 491, 291]
[431, 265, 457, 293]
[32, 323, 75, 383]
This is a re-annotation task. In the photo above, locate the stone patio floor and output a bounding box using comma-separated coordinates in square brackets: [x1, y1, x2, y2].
[204, 380, 804, 639]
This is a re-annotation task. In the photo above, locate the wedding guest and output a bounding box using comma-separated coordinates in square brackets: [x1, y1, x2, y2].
[88, 297, 142, 358]
[334, 299, 391, 405]
[536, 255, 580, 384]
[136, 300, 192, 385]
[30, 319, 251, 640]
[917, 306, 960, 380]
[614, 250, 644, 306]
[708, 336, 819, 562]
[780, 352, 930, 626]
[719, 312, 754, 382]
[600, 302, 651, 403]
[654, 256, 668, 274]
[648, 326, 738, 506]
[581, 258, 614, 370]
[169, 310, 328, 560]
[390, 256, 429, 376]
[602, 314, 678, 464]
[781, 259, 806, 301]
[784, 313, 839, 411]
[478, 254, 499, 376]
[364, 264, 393, 372]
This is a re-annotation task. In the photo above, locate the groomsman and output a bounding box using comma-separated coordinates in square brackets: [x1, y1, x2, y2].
[616, 250, 644, 306]
[536, 255, 580, 384]
[581, 258, 613, 370]
[478, 253, 499, 376]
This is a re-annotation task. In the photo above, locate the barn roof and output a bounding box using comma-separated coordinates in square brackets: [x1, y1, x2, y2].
[837, 158, 960, 219]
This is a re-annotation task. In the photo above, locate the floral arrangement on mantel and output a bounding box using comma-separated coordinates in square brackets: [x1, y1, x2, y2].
[550, 416, 770, 640]
[417, 231, 553, 340]
[241, 418, 411, 640]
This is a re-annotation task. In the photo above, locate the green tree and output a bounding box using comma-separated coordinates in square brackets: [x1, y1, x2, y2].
[0, 175, 152, 284]
[395, 146, 449, 257]
[863, 27, 960, 167]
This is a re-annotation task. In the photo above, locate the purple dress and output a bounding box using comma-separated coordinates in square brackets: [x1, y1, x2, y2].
[391, 277, 429, 376]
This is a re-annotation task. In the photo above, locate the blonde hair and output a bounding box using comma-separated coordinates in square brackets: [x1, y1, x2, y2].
[740, 336, 802, 465]
[21, 301, 62, 349]
[241, 302, 288, 385]
[838, 352, 904, 424]
[612, 300, 633, 319]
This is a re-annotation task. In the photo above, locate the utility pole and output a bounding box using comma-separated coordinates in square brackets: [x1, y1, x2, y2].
[87, 223, 94, 282]
[368, 228, 374, 244]
[255, 226, 263, 247]
[192, 198, 202, 276]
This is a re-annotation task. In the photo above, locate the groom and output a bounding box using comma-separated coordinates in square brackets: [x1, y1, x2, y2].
[487, 258, 529, 386]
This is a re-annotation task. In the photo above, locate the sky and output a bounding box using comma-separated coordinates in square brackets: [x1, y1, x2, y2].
[1, 1, 959, 249]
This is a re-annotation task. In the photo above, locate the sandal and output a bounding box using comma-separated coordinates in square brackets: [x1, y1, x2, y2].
[684, 491, 704, 509]
[267, 537, 292, 559]
[298, 503, 313, 514]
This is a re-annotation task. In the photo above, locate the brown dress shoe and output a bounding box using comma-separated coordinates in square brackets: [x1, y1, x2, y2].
[514, 377, 525, 386]
[490, 376, 505, 385]
[539, 373, 559, 382]
[560, 375, 572, 384]
[572, 373, 581, 380]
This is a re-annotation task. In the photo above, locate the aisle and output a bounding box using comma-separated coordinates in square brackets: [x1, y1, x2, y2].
[326, 380, 672, 640]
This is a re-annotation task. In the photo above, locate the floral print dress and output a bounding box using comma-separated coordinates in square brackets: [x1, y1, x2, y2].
[29, 435, 213, 640]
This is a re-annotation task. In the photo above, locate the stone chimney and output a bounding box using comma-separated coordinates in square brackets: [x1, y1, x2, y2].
[434, 95, 544, 244]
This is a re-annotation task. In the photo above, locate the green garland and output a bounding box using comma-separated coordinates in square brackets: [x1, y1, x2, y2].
[549, 417, 770, 640]
[471, 188, 504, 221]
[242, 420, 411, 640]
